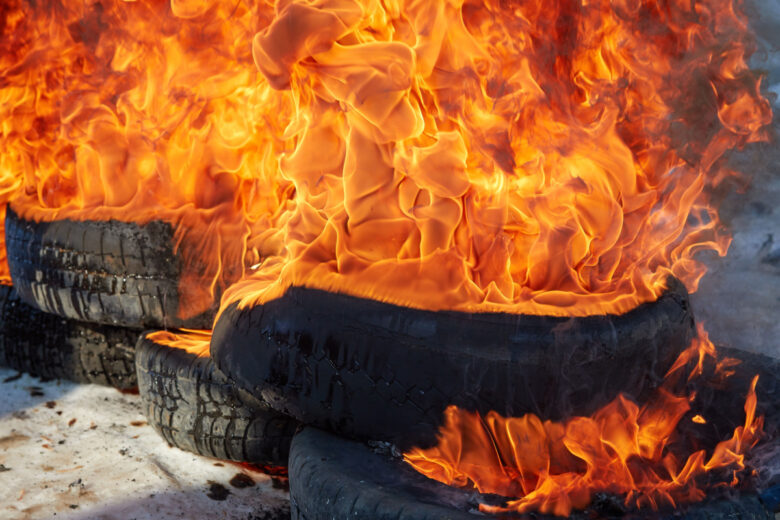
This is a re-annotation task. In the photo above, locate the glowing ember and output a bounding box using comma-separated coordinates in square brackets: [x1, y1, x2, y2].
[404, 330, 764, 516]
[0, 0, 293, 318]
[219, 0, 772, 317]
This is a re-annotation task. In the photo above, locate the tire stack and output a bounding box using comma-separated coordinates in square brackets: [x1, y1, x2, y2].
[205, 282, 780, 519]
[4, 206, 777, 518]
[0, 208, 151, 390]
[2, 206, 298, 466]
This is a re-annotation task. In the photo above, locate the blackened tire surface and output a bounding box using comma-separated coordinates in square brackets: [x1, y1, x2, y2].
[136, 333, 297, 465]
[290, 427, 476, 520]
[707, 348, 780, 494]
[289, 427, 775, 520]
[703, 347, 780, 437]
[0, 284, 138, 389]
[212, 278, 696, 448]
[5, 206, 214, 329]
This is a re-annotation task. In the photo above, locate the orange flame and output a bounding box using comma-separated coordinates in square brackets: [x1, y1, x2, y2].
[2, 0, 772, 316]
[146, 329, 211, 357]
[217, 0, 772, 317]
[0, 0, 293, 316]
[404, 332, 764, 517]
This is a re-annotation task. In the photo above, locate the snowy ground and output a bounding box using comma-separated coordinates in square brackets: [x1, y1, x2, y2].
[0, 2, 778, 520]
[0, 372, 289, 520]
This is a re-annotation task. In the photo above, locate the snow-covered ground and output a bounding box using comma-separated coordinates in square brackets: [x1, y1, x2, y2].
[0, 371, 289, 520]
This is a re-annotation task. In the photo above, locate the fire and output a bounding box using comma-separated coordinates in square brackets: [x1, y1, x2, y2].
[0, 0, 294, 318]
[2, 0, 772, 315]
[404, 330, 764, 516]
[219, 0, 772, 317]
[147, 329, 211, 357]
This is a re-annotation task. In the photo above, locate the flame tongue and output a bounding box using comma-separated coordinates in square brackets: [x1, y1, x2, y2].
[404, 333, 765, 517]
[222, 0, 771, 316]
[0, 0, 293, 315]
[1, 0, 772, 315]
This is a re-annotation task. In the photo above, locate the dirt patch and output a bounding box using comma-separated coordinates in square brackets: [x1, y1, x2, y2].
[0, 433, 30, 450]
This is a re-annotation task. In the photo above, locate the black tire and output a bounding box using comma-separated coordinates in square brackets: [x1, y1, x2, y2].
[0, 284, 139, 389]
[136, 333, 298, 465]
[211, 278, 695, 448]
[697, 347, 780, 438]
[289, 426, 776, 520]
[5, 206, 216, 329]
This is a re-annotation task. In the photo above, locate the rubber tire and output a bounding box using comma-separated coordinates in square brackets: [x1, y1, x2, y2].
[212, 278, 695, 448]
[0, 284, 139, 389]
[289, 426, 776, 520]
[291, 348, 780, 520]
[5, 206, 214, 329]
[136, 333, 298, 465]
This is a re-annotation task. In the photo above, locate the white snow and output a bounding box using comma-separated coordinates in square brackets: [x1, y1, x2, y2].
[0, 371, 289, 520]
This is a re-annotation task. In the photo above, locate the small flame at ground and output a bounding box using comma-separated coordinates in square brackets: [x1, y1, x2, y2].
[147, 329, 211, 358]
[404, 328, 764, 517]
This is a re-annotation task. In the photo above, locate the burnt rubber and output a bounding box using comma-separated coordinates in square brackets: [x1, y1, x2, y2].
[212, 278, 695, 448]
[289, 426, 777, 520]
[0, 284, 138, 389]
[136, 333, 297, 464]
[5, 206, 214, 329]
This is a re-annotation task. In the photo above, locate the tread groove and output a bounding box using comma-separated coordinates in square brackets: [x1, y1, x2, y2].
[135, 333, 297, 464]
[0, 284, 139, 389]
[5, 207, 216, 329]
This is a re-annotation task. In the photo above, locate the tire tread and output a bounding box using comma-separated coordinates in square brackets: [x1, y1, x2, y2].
[136, 334, 297, 464]
[0, 284, 139, 388]
[5, 207, 214, 329]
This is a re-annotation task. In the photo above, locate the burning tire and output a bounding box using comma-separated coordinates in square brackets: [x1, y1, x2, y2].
[289, 425, 778, 520]
[291, 344, 780, 520]
[5, 207, 217, 329]
[212, 278, 695, 448]
[0, 284, 138, 389]
[136, 331, 298, 464]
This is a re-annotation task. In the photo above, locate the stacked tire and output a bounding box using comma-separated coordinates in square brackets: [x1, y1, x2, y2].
[135, 331, 297, 465]
[0, 207, 185, 389]
[2, 207, 297, 465]
[211, 280, 696, 447]
[207, 281, 780, 519]
[2, 206, 223, 389]
[0, 283, 138, 389]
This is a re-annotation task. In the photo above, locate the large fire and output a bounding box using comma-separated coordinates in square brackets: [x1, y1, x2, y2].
[0, 0, 293, 318]
[405, 328, 764, 516]
[0, 0, 772, 314]
[220, 0, 772, 317]
[0, 0, 773, 516]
